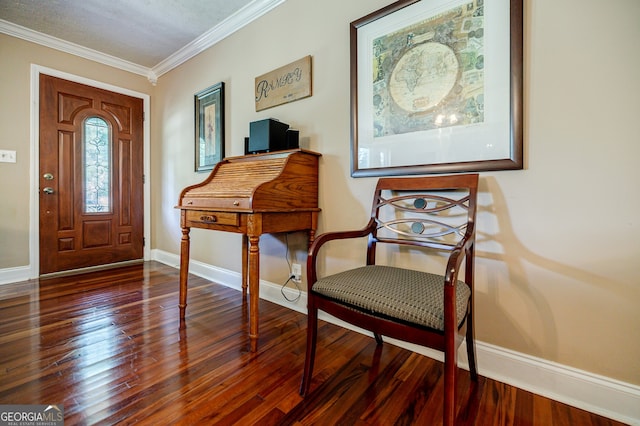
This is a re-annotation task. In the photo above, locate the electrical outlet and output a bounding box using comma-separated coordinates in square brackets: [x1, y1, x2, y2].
[0, 150, 16, 163]
[291, 263, 302, 281]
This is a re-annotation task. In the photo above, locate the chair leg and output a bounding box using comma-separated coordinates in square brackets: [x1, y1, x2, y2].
[466, 313, 478, 381]
[443, 320, 460, 426]
[373, 333, 383, 345]
[443, 348, 457, 426]
[299, 302, 318, 396]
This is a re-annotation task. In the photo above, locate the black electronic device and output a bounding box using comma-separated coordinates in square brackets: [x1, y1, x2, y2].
[246, 118, 289, 154]
[285, 129, 299, 149]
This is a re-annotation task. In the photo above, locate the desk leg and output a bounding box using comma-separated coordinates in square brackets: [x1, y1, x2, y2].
[309, 211, 319, 246]
[179, 227, 191, 320]
[248, 234, 260, 352]
[241, 234, 248, 298]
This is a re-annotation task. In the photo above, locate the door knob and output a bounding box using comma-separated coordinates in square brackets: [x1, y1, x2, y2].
[43, 173, 54, 180]
[43, 187, 55, 194]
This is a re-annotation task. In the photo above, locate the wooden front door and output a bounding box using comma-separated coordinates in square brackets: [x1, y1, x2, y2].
[39, 74, 144, 274]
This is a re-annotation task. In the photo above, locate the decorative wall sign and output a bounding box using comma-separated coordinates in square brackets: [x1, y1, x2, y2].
[195, 82, 225, 172]
[350, 0, 523, 177]
[255, 55, 312, 111]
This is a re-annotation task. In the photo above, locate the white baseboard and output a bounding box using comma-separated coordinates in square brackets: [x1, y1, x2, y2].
[474, 342, 640, 425]
[0, 265, 33, 285]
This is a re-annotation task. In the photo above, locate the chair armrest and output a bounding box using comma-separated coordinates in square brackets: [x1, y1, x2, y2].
[444, 221, 476, 287]
[306, 218, 377, 289]
[442, 224, 476, 333]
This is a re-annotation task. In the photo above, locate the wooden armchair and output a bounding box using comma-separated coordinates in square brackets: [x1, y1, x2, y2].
[299, 174, 479, 425]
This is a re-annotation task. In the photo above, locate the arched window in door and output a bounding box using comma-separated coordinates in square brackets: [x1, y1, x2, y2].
[84, 116, 111, 213]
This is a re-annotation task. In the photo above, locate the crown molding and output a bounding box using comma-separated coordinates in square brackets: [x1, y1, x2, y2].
[1, 0, 286, 85]
[0, 18, 151, 78]
[151, 0, 285, 78]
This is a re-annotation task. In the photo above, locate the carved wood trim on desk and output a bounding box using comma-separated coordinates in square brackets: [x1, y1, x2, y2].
[176, 149, 321, 352]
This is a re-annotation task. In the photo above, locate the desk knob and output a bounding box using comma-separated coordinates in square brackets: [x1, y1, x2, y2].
[233, 200, 240, 206]
[200, 215, 217, 223]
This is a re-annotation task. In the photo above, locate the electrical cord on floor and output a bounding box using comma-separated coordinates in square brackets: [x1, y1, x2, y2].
[281, 233, 301, 302]
[284, 233, 294, 272]
[281, 274, 301, 303]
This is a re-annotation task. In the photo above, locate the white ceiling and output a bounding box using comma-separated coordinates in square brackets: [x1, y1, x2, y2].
[0, 0, 284, 82]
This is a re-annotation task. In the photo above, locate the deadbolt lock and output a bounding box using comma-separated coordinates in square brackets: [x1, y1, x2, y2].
[43, 173, 54, 180]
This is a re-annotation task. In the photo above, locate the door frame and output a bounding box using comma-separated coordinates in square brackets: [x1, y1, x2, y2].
[29, 64, 151, 278]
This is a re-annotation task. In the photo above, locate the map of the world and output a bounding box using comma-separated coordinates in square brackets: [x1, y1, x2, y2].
[372, 2, 485, 137]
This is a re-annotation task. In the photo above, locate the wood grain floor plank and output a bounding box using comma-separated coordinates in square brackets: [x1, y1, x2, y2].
[0, 262, 628, 425]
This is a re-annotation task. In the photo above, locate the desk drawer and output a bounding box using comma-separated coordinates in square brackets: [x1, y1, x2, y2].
[185, 210, 239, 226]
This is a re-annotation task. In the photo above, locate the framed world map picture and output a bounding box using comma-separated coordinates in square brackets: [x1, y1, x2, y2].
[350, 0, 523, 177]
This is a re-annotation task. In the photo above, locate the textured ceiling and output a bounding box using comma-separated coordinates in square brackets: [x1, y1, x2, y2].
[0, 0, 256, 68]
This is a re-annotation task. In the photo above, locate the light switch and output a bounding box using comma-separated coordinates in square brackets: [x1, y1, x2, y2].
[0, 150, 16, 163]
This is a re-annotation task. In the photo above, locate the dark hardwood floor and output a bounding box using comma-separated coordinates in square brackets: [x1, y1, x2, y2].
[0, 262, 626, 425]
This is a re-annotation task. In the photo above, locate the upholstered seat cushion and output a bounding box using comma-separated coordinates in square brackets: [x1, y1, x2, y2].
[312, 265, 471, 331]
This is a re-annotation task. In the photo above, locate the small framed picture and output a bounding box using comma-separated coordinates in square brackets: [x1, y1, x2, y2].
[195, 82, 225, 172]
